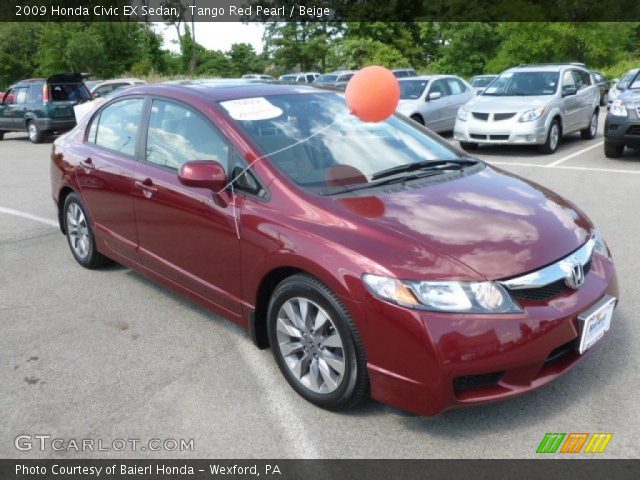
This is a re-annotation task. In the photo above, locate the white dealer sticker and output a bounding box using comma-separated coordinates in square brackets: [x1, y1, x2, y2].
[220, 97, 283, 121]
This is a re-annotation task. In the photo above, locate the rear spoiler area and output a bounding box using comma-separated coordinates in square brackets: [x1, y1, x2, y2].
[46, 73, 89, 84]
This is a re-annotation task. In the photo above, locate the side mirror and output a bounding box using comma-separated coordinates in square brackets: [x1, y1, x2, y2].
[178, 160, 231, 206]
[92, 92, 101, 98]
[427, 91, 442, 101]
[562, 85, 577, 96]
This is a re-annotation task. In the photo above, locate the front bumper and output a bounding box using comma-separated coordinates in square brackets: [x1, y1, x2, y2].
[454, 114, 547, 145]
[355, 254, 618, 416]
[605, 112, 640, 148]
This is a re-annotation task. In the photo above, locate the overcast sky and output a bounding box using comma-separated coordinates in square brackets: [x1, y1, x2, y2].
[154, 22, 265, 53]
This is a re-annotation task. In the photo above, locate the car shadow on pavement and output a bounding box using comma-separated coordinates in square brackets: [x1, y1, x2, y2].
[466, 133, 592, 159]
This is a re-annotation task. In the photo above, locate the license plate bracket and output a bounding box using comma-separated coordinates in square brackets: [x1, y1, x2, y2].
[577, 295, 616, 354]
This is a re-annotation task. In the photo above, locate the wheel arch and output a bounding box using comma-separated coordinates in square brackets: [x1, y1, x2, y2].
[57, 186, 76, 234]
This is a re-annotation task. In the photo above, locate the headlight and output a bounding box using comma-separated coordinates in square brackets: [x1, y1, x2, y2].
[519, 107, 547, 122]
[593, 229, 612, 260]
[610, 99, 628, 117]
[362, 274, 522, 313]
[457, 107, 468, 121]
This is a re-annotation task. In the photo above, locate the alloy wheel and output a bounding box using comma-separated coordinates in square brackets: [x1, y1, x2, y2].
[28, 123, 38, 142]
[549, 124, 559, 151]
[66, 203, 90, 259]
[276, 297, 346, 394]
[590, 113, 597, 136]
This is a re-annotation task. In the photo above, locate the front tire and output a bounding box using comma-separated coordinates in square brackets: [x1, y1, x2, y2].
[539, 119, 561, 154]
[63, 193, 111, 269]
[581, 111, 598, 140]
[410, 114, 424, 125]
[267, 274, 369, 411]
[604, 141, 624, 158]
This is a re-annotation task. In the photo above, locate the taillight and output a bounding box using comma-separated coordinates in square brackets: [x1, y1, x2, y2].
[42, 84, 50, 103]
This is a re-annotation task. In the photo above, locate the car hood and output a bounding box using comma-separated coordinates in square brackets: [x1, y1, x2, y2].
[329, 166, 592, 281]
[465, 94, 551, 113]
[619, 89, 640, 107]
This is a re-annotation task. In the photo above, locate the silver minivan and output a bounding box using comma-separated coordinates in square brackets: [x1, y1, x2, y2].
[454, 64, 600, 154]
[396, 75, 475, 133]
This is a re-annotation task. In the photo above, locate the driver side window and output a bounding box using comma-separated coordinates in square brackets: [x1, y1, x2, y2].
[429, 79, 450, 98]
[145, 99, 229, 171]
[563, 70, 576, 88]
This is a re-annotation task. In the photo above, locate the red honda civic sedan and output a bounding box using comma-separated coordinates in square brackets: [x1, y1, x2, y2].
[50, 82, 618, 415]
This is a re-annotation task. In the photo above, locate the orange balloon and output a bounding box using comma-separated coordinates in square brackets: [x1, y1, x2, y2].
[345, 66, 400, 122]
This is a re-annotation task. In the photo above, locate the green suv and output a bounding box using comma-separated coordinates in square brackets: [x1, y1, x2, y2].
[0, 73, 91, 143]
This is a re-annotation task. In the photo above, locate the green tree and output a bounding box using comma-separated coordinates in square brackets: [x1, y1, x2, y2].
[0, 23, 41, 88]
[327, 38, 411, 70]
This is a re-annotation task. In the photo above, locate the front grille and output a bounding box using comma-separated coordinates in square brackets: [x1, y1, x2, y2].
[470, 133, 487, 140]
[472, 112, 490, 120]
[493, 113, 516, 121]
[627, 125, 640, 136]
[454, 371, 505, 392]
[489, 135, 509, 140]
[510, 259, 592, 302]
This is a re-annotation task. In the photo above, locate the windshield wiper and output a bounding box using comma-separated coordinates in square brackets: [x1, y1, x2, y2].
[321, 170, 446, 196]
[370, 158, 477, 181]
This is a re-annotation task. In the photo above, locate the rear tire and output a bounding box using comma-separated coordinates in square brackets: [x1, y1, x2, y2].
[604, 141, 624, 158]
[26, 120, 44, 144]
[459, 141, 479, 151]
[63, 193, 111, 269]
[580, 111, 598, 140]
[539, 119, 561, 154]
[0, 131, 4, 140]
[267, 274, 369, 411]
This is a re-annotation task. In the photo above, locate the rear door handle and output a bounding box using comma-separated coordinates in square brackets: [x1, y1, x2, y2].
[134, 178, 158, 197]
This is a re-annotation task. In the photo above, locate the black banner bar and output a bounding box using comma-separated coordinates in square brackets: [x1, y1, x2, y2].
[1, 459, 640, 480]
[2, 0, 640, 22]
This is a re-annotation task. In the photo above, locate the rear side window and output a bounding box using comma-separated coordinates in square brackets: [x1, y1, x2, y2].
[145, 99, 229, 171]
[50, 83, 91, 102]
[93, 98, 144, 156]
[27, 84, 43, 103]
[446, 78, 468, 94]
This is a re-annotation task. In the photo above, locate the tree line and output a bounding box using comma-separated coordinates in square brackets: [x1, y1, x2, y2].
[1, 22, 639, 88]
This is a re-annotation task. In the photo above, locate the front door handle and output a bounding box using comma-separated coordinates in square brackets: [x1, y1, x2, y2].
[134, 178, 158, 198]
[80, 157, 94, 170]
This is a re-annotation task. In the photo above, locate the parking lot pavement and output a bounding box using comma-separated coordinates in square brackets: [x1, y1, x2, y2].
[1, 126, 639, 459]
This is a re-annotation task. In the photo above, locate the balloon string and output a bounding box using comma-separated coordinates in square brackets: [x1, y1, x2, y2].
[216, 118, 340, 195]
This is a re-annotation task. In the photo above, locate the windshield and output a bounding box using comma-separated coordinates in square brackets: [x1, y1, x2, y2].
[314, 75, 338, 83]
[619, 69, 640, 90]
[399, 80, 429, 99]
[471, 76, 495, 88]
[483, 71, 559, 96]
[219, 93, 464, 192]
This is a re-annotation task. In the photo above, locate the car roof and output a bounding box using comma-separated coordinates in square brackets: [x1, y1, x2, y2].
[398, 75, 432, 81]
[113, 81, 328, 103]
[507, 64, 584, 73]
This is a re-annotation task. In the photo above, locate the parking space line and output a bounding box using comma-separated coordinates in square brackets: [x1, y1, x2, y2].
[545, 141, 604, 167]
[0, 206, 58, 227]
[490, 161, 640, 175]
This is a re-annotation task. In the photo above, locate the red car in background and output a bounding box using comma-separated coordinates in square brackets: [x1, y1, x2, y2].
[50, 82, 618, 415]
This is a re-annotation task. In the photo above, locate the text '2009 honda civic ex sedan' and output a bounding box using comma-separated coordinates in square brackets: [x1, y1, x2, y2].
[51, 82, 618, 416]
